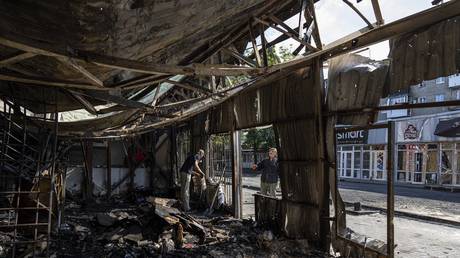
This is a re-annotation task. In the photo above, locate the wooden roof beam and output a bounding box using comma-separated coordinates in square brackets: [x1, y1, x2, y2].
[0, 36, 264, 77]
[164, 79, 213, 95]
[343, 0, 374, 29]
[58, 57, 104, 87]
[268, 0, 460, 73]
[67, 90, 99, 115]
[248, 20, 263, 67]
[222, 47, 257, 67]
[254, 16, 318, 52]
[0, 52, 36, 68]
[0, 72, 105, 90]
[371, 0, 384, 26]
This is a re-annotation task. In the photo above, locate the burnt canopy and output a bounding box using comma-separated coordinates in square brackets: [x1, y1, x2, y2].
[0, 0, 300, 114]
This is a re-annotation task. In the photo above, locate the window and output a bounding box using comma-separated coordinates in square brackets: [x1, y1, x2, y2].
[418, 97, 426, 103]
[436, 77, 445, 84]
[387, 95, 408, 118]
[448, 74, 460, 87]
[435, 94, 445, 102]
[456, 90, 460, 100]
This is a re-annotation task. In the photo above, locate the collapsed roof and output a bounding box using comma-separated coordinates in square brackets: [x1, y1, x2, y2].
[1, 0, 460, 138]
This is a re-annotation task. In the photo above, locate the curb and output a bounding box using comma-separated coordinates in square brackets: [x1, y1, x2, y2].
[344, 201, 460, 228]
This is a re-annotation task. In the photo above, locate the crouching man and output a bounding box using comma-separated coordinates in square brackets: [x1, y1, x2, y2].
[251, 148, 279, 197]
[179, 149, 205, 211]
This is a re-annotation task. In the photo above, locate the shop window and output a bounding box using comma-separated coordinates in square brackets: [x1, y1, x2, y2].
[427, 150, 438, 172]
[425, 173, 438, 185]
[414, 173, 422, 183]
[397, 151, 405, 171]
[415, 152, 423, 172]
[397, 172, 406, 181]
[353, 151, 361, 178]
[342, 146, 353, 151]
[345, 153, 352, 177]
[375, 152, 385, 180]
[440, 149, 453, 185]
[362, 152, 370, 179]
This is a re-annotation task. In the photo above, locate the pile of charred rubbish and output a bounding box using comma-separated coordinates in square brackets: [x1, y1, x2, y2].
[24, 193, 332, 258]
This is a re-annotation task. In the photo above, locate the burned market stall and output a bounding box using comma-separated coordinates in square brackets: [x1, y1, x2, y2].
[0, 0, 460, 257]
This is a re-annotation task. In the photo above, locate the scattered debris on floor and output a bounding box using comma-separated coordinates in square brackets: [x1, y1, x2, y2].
[8, 195, 331, 258]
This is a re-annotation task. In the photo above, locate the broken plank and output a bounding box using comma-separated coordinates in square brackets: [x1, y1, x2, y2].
[164, 79, 213, 95]
[0, 52, 36, 68]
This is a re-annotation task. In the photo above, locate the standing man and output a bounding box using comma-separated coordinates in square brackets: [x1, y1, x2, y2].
[252, 148, 278, 197]
[180, 149, 205, 211]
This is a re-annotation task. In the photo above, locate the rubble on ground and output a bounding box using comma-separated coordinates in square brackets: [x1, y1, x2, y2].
[34, 194, 334, 258]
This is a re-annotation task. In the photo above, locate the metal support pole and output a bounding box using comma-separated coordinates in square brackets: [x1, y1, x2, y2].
[106, 140, 112, 198]
[231, 130, 242, 219]
[387, 121, 395, 258]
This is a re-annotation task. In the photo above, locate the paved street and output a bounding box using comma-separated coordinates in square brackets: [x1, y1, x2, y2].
[339, 181, 460, 222]
[241, 174, 460, 258]
[241, 173, 460, 221]
[347, 213, 460, 258]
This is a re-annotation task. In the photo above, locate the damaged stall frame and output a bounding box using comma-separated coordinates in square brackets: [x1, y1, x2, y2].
[334, 122, 395, 258]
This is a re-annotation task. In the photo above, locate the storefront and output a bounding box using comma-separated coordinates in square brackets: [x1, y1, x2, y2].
[336, 112, 460, 187]
[336, 128, 388, 182]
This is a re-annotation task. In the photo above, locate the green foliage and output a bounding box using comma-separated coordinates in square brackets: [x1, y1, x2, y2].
[241, 127, 276, 163]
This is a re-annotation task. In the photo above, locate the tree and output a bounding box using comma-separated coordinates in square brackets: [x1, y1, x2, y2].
[241, 127, 276, 163]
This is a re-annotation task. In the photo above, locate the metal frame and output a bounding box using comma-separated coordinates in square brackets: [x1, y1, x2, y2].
[334, 122, 394, 258]
[0, 93, 59, 258]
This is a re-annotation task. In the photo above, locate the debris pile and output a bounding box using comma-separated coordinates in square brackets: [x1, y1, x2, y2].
[39, 196, 334, 257]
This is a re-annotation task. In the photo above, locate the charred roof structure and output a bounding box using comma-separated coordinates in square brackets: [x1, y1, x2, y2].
[0, 0, 460, 257]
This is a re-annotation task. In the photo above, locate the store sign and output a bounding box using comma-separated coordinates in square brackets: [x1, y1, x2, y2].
[403, 124, 418, 140]
[336, 130, 368, 144]
[397, 120, 426, 142]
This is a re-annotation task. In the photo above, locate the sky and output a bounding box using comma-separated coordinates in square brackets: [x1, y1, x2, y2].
[268, 0, 435, 61]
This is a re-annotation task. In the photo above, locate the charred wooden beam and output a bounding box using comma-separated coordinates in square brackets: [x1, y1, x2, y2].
[76, 90, 150, 109]
[0, 36, 264, 77]
[154, 96, 208, 110]
[222, 47, 256, 67]
[164, 80, 212, 95]
[67, 90, 99, 115]
[268, 0, 460, 74]
[266, 14, 301, 37]
[342, 0, 374, 29]
[0, 52, 35, 68]
[58, 57, 104, 87]
[307, 0, 322, 49]
[254, 16, 318, 52]
[371, 0, 384, 25]
[151, 84, 162, 108]
[0, 72, 104, 90]
[259, 25, 269, 67]
[248, 26, 300, 59]
[106, 140, 112, 198]
[248, 20, 263, 67]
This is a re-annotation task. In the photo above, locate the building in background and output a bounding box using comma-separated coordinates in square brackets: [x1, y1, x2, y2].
[337, 74, 460, 187]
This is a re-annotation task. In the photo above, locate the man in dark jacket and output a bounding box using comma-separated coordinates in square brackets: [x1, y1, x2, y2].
[252, 148, 278, 197]
[180, 149, 205, 211]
